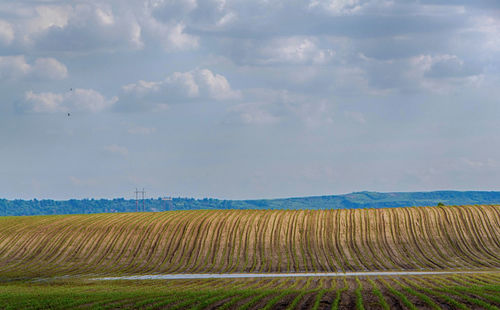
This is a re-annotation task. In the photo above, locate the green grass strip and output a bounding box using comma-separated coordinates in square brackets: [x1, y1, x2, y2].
[189, 289, 245, 310]
[367, 278, 389, 310]
[262, 290, 296, 310]
[216, 290, 256, 310]
[453, 287, 500, 304]
[144, 291, 211, 310]
[332, 278, 348, 310]
[127, 296, 169, 309]
[99, 295, 158, 309]
[451, 293, 499, 310]
[354, 277, 365, 310]
[424, 276, 499, 310]
[407, 278, 468, 310]
[390, 278, 440, 310]
[311, 289, 327, 310]
[238, 290, 276, 310]
[379, 277, 417, 310]
[285, 291, 307, 310]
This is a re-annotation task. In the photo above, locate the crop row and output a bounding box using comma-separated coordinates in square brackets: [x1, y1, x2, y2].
[0, 273, 499, 309]
[0, 205, 499, 277]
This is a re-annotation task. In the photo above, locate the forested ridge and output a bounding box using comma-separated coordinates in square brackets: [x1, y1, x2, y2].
[2, 190, 500, 216]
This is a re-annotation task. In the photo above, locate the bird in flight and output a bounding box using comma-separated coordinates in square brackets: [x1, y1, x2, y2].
[68, 88, 73, 116]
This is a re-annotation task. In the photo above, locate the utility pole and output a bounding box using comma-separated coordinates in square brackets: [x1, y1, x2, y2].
[142, 188, 145, 212]
[135, 188, 140, 212]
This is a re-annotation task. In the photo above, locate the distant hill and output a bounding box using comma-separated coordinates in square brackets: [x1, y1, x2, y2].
[1, 191, 500, 216]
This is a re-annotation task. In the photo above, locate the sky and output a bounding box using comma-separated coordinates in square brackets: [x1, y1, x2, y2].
[1, 0, 500, 200]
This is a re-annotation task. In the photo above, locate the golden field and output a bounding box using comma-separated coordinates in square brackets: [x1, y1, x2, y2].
[0, 205, 499, 278]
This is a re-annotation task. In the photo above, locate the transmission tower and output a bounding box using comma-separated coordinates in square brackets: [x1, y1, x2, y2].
[135, 188, 146, 212]
[142, 188, 145, 212]
[135, 188, 139, 212]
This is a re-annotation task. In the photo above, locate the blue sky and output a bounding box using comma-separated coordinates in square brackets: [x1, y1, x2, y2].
[1, 0, 500, 199]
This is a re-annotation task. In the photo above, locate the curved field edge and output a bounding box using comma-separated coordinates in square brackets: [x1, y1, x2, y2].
[0, 205, 499, 278]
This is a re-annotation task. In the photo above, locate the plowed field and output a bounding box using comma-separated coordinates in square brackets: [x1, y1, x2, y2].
[0, 205, 499, 278]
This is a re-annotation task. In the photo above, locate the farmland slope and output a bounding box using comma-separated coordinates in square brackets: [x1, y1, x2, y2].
[0, 205, 499, 278]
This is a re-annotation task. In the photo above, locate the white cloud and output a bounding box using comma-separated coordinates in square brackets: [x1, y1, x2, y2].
[309, 0, 364, 15]
[166, 23, 198, 50]
[258, 37, 335, 65]
[32, 57, 68, 79]
[0, 56, 31, 79]
[120, 68, 240, 111]
[150, 0, 236, 29]
[355, 52, 483, 94]
[129, 21, 143, 49]
[197, 69, 239, 100]
[0, 19, 14, 45]
[26, 5, 71, 36]
[95, 7, 114, 26]
[289, 100, 334, 127]
[122, 80, 162, 96]
[103, 144, 128, 156]
[216, 11, 237, 27]
[227, 102, 280, 124]
[0, 55, 67, 80]
[468, 16, 500, 52]
[23, 88, 118, 113]
[0, 1, 204, 53]
[10, 3, 145, 52]
[149, 0, 198, 20]
[142, 18, 198, 51]
[225, 37, 336, 66]
[24, 91, 63, 113]
[166, 71, 200, 97]
[139, 0, 201, 51]
[410, 54, 483, 93]
[226, 88, 334, 126]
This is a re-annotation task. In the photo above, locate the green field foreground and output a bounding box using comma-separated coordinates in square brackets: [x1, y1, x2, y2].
[1, 274, 499, 309]
[1, 205, 499, 309]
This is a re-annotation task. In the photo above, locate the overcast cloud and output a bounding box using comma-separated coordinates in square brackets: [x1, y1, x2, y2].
[1, 0, 500, 199]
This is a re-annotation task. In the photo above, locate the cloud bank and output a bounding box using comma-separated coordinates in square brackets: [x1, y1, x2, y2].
[1, 0, 500, 199]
